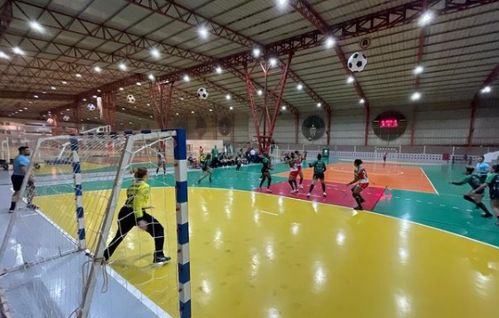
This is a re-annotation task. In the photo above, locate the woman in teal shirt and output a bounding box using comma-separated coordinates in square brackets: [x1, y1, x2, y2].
[472, 164, 499, 226]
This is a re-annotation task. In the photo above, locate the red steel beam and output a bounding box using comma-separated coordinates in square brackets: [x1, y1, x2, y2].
[412, 0, 429, 146]
[0, 0, 13, 40]
[157, 0, 498, 82]
[467, 63, 499, 146]
[0, 90, 74, 101]
[289, 0, 371, 145]
[245, 53, 294, 153]
[128, 0, 329, 114]
[415, 0, 429, 90]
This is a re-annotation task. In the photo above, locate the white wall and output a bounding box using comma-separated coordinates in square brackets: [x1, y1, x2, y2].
[172, 99, 499, 147]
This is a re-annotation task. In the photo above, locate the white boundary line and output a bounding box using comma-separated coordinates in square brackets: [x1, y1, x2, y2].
[195, 186, 499, 250]
[6, 188, 172, 318]
[420, 167, 439, 195]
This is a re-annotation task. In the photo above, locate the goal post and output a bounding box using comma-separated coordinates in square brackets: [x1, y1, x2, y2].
[0, 128, 190, 318]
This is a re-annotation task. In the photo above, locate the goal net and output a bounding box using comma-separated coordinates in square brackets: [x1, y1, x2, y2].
[0, 129, 190, 318]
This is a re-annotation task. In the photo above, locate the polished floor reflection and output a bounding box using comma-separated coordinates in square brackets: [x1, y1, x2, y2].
[34, 187, 499, 318]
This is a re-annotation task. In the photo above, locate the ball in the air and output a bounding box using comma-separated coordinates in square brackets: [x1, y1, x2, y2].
[87, 103, 96, 111]
[197, 87, 208, 100]
[127, 94, 136, 104]
[347, 51, 367, 72]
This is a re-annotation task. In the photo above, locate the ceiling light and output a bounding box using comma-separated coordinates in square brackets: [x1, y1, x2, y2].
[347, 76, 355, 84]
[0, 51, 10, 59]
[198, 25, 209, 39]
[29, 21, 44, 33]
[50, 86, 56, 90]
[119, 87, 124, 91]
[191, 110, 195, 114]
[129, 121, 133, 124]
[317, 102, 322, 108]
[97, 89, 101, 93]
[66, 108, 70, 111]
[297, 83, 303, 90]
[24, 107, 28, 110]
[136, 82, 142, 86]
[180, 97, 185, 101]
[82, 98, 87, 101]
[281, 105, 286, 111]
[183, 75, 190, 82]
[33, 95, 39, 99]
[269, 58, 277, 67]
[148, 74, 155, 81]
[418, 11, 434, 27]
[61, 81, 67, 84]
[481, 86, 492, 94]
[226, 94, 231, 100]
[215, 66, 223, 74]
[176, 113, 179, 116]
[118, 63, 127, 71]
[411, 92, 422, 101]
[209, 108, 213, 112]
[277, 0, 288, 9]
[252, 48, 261, 58]
[359, 98, 365, 104]
[94, 66, 102, 73]
[325, 36, 336, 48]
[75, 73, 82, 78]
[12, 47, 25, 55]
[413, 65, 424, 75]
[92, 95, 97, 98]
[257, 89, 263, 96]
[229, 106, 233, 110]
[150, 47, 160, 59]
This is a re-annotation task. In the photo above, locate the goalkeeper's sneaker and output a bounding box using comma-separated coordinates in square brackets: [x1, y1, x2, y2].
[153, 255, 171, 264]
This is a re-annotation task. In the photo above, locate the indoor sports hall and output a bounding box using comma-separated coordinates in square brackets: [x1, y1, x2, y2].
[0, 1, 498, 318]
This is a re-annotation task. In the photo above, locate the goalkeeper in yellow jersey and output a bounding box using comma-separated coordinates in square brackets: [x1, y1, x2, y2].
[104, 168, 170, 264]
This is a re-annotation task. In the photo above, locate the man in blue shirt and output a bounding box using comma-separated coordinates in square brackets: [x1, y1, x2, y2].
[475, 155, 490, 183]
[10, 146, 36, 212]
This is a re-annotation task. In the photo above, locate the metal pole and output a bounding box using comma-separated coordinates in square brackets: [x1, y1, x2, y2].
[71, 136, 86, 250]
[174, 128, 191, 318]
[79, 134, 135, 318]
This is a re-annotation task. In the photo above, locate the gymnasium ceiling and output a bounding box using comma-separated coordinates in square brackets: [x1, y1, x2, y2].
[0, 0, 498, 127]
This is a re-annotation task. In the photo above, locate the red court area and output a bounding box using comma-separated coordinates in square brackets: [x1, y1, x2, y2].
[278, 162, 437, 194]
[256, 180, 385, 210]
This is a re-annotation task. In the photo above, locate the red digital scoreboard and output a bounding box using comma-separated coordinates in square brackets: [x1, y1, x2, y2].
[379, 118, 399, 128]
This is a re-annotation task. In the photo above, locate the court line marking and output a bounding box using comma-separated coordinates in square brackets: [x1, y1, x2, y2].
[5, 188, 173, 318]
[260, 210, 279, 216]
[420, 167, 439, 195]
[33, 186, 499, 252]
[195, 187, 499, 250]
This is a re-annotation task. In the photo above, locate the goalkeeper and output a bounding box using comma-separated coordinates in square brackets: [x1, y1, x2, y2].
[104, 168, 170, 264]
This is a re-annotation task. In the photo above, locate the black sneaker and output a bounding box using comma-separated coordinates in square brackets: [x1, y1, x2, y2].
[8, 209, 14, 213]
[481, 212, 493, 218]
[26, 204, 38, 210]
[153, 255, 171, 264]
[354, 205, 364, 210]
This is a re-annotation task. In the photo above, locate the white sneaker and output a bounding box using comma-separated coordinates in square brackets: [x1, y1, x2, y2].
[323, 192, 327, 197]
[306, 193, 311, 197]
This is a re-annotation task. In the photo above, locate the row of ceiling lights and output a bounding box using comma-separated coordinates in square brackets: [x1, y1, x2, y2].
[3, 8, 495, 119]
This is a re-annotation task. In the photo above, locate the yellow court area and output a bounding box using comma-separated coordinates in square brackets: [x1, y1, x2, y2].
[34, 188, 499, 318]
